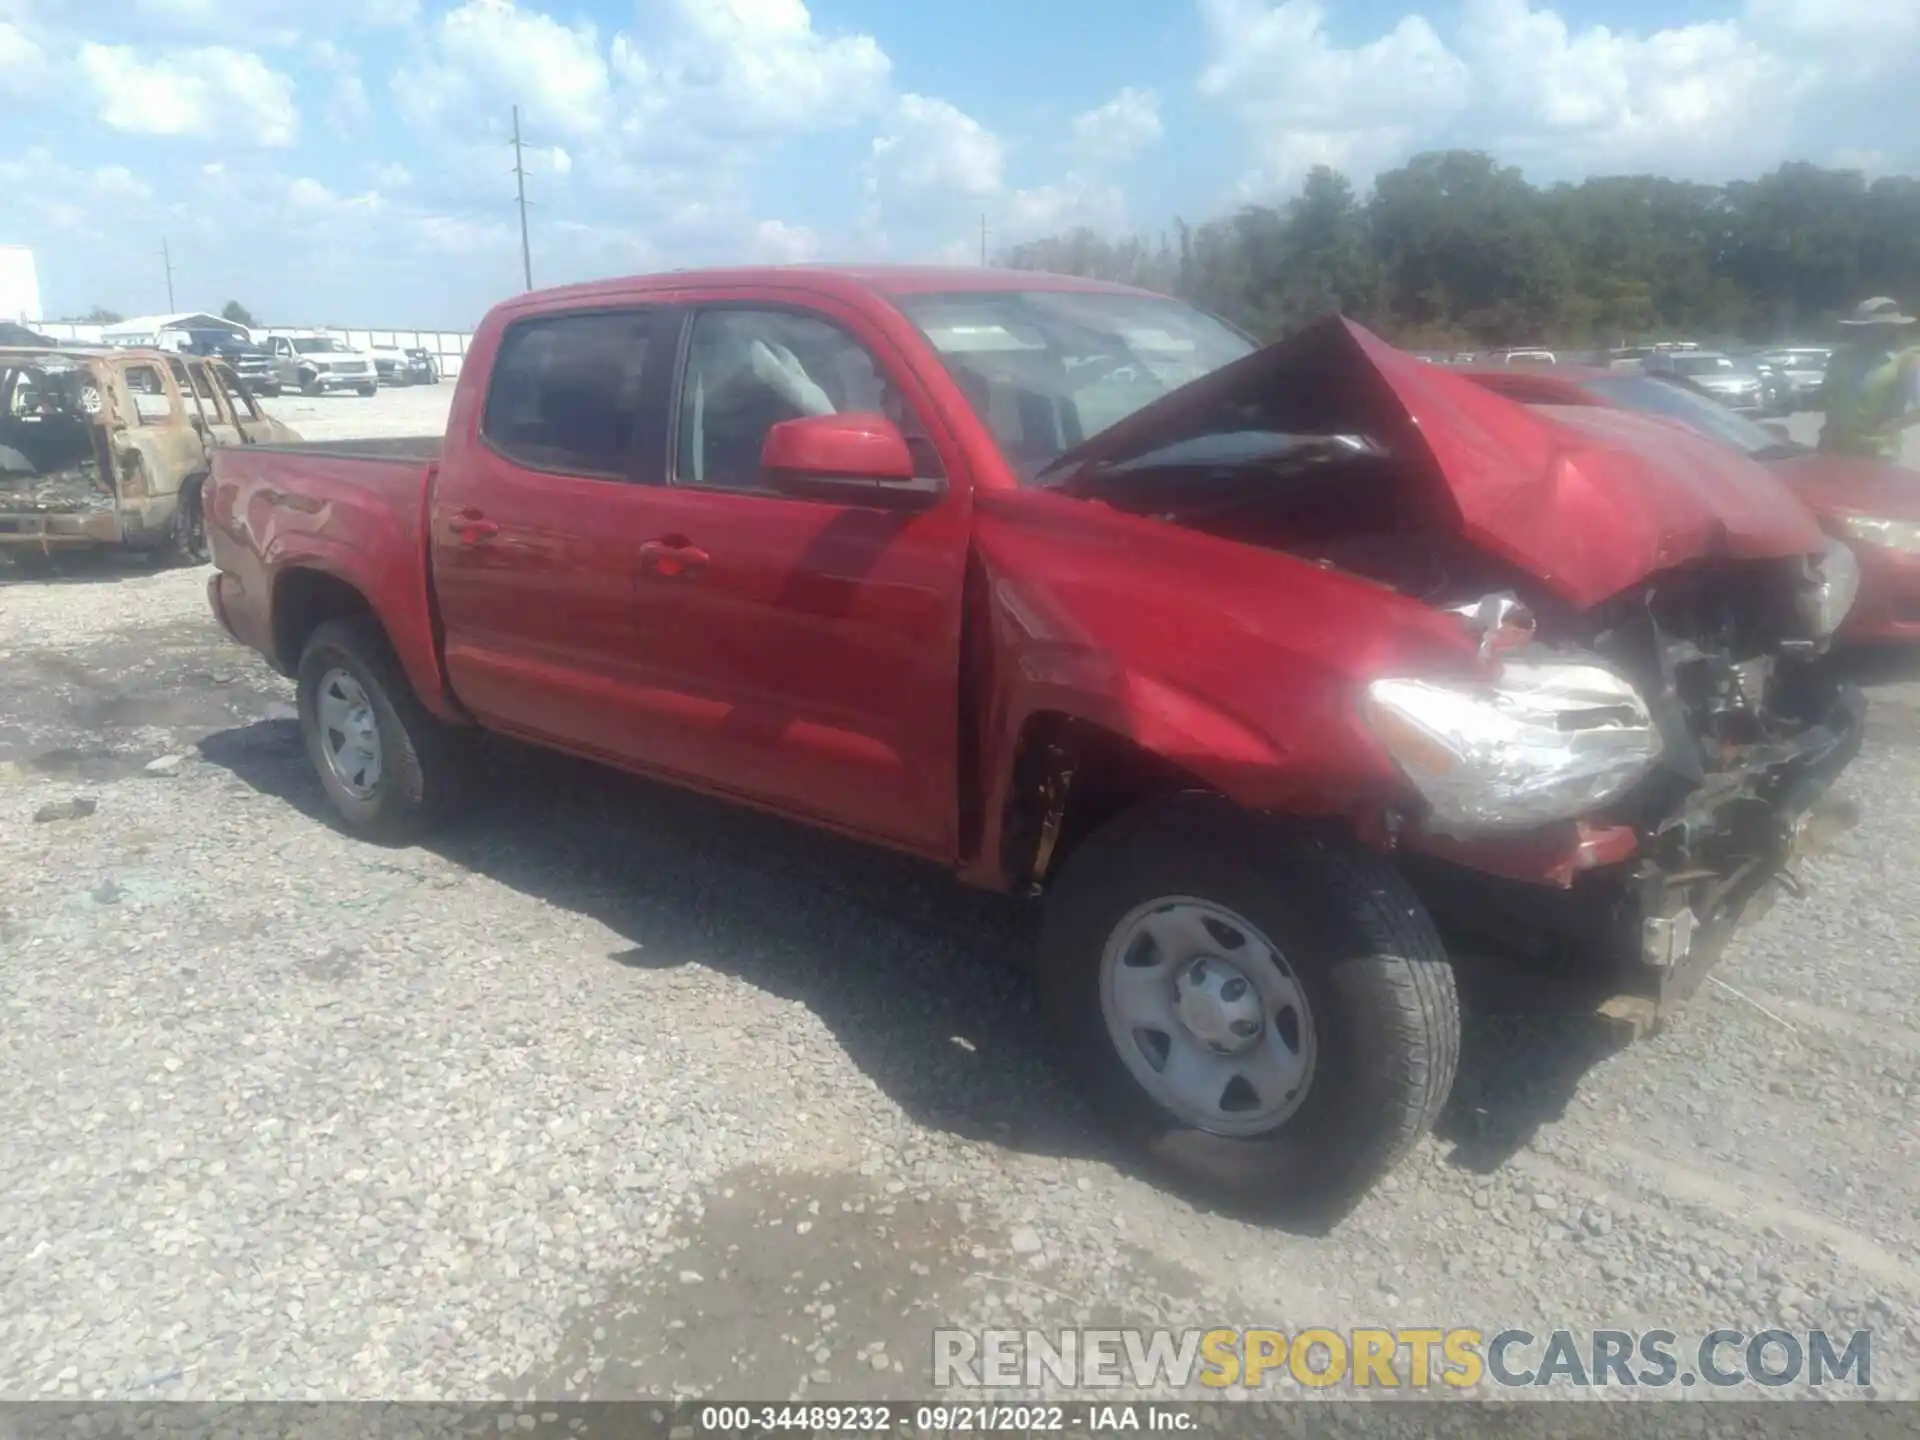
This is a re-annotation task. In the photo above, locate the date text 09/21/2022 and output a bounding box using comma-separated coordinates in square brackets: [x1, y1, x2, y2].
[696, 1405, 1190, 1433]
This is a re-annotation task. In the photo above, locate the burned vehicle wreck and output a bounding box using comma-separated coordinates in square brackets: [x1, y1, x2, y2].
[1033, 317, 1864, 1020]
[1, 346, 297, 562]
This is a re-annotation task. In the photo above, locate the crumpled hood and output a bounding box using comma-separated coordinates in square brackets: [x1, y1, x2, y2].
[1765, 451, 1920, 521]
[1048, 316, 1825, 611]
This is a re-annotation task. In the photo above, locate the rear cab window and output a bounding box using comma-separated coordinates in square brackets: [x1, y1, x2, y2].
[480, 309, 661, 480]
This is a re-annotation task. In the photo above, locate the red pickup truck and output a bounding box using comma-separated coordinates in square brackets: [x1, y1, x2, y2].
[206, 267, 1865, 1209]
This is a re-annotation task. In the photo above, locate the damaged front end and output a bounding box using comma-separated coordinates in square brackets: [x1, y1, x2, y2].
[1040, 316, 1865, 1023]
[1387, 547, 1865, 1022]
[0, 354, 124, 552]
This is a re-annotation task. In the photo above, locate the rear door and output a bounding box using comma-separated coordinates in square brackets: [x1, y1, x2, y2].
[604, 294, 973, 855]
[204, 361, 278, 443]
[428, 304, 679, 753]
[118, 359, 206, 495]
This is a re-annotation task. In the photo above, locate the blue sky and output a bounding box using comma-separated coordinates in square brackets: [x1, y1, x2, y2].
[2, 0, 1915, 329]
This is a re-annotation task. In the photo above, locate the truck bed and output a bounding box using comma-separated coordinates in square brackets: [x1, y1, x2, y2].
[207, 437, 454, 717]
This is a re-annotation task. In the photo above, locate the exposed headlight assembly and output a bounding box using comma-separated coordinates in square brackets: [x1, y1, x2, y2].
[1798, 535, 1861, 637]
[1836, 514, 1920, 556]
[1363, 661, 1665, 836]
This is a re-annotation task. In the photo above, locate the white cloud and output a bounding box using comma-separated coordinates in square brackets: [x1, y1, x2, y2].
[400, 0, 612, 140]
[1457, 0, 1793, 175]
[750, 218, 821, 263]
[658, 0, 890, 133]
[0, 18, 44, 92]
[871, 93, 1004, 196]
[1197, 0, 1920, 200]
[1070, 87, 1163, 167]
[79, 43, 298, 144]
[1003, 178, 1130, 239]
[1199, 0, 1470, 196]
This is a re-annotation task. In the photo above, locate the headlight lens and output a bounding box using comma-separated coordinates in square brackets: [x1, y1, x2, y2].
[1836, 515, 1920, 555]
[1363, 660, 1664, 836]
[1799, 535, 1861, 637]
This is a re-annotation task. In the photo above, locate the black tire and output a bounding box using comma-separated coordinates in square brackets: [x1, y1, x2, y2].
[296, 617, 468, 843]
[170, 476, 210, 566]
[300, 371, 321, 397]
[357, 383, 377, 397]
[1038, 794, 1459, 1214]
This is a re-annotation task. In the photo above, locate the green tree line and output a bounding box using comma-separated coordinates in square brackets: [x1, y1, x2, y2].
[1000, 152, 1920, 350]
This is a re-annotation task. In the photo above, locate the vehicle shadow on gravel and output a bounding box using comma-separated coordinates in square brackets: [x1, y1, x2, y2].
[0, 552, 190, 587]
[199, 718, 1637, 1222]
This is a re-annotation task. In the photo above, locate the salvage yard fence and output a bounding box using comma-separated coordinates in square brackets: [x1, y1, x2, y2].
[28, 323, 476, 380]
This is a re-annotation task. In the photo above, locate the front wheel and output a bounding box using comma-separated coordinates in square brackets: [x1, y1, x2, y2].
[1039, 796, 1459, 1213]
[296, 617, 468, 843]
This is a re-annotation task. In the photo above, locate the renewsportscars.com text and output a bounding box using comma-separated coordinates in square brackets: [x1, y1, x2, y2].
[932, 1326, 1873, 1391]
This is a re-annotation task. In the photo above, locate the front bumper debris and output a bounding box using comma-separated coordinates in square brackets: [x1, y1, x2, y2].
[1397, 680, 1866, 1028]
[1632, 681, 1865, 1016]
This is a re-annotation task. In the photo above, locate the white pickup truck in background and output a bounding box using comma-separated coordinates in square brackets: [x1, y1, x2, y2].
[259, 330, 379, 397]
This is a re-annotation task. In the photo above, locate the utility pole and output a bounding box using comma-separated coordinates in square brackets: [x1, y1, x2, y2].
[162, 237, 176, 311]
[979, 213, 987, 267]
[511, 105, 534, 292]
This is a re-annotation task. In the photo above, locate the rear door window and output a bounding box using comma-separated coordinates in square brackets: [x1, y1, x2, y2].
[124, 364, 177, 424]
[480, 309, 660, 480]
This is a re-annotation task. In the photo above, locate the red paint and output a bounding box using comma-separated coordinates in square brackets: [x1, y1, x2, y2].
[1059, 321, 1822, 611]
[1462, 365, 1920, 641]
[762, 412, 916, 481]
[206, 269, 1838, 894]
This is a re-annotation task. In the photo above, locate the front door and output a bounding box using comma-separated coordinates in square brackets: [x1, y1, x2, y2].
[612, 300, 972, 856]
[266, 336, 298, 389]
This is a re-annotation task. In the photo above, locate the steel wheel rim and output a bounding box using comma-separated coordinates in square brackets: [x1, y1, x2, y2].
[1099, 896, 1317, 1136]
[316, 668, 382, 799]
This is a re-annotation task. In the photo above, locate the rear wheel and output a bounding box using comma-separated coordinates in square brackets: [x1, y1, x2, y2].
[357, 383, 377, 397]
[1038, 796, 1459, 1213]
[169, 476, 210, 565]
[296, 617, 468, 843]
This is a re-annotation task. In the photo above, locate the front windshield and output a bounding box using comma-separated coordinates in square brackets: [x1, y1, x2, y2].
[291, 337, 348, 354]
[1584, 374, 1793, 457]
[893, 289, 1256, 481]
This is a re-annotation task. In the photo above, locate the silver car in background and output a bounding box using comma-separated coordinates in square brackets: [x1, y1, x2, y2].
[1757, 346, 1832, 410]
[1644, 349, 1767, 413]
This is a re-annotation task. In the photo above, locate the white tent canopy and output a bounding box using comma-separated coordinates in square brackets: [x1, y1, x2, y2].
[100, 312, 249, 346]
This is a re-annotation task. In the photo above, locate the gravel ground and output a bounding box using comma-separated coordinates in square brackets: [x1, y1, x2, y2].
[1, 390, 1918, 1409]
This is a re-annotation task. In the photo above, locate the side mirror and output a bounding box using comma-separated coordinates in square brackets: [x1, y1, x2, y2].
[760, 412, 944, 508]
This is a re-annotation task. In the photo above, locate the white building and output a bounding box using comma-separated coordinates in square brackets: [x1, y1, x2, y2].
[0, 246, 42, 324]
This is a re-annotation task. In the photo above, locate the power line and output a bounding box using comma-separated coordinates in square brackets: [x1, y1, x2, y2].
[511, 104, 533, 292]
[979, 213, 987, 267]
[162, 237, 176, 310]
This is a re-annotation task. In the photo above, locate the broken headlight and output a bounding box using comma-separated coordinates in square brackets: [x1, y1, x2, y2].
[1836, 515, 1920, 556]
[1797, 536, 1861, 638]
[1363, 660, 1664, 836]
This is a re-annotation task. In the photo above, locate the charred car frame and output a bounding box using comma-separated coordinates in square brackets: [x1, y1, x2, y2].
[0, 345, 298, 561]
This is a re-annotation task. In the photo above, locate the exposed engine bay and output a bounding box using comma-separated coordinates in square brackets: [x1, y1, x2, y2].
[0, 359, 115, 516]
